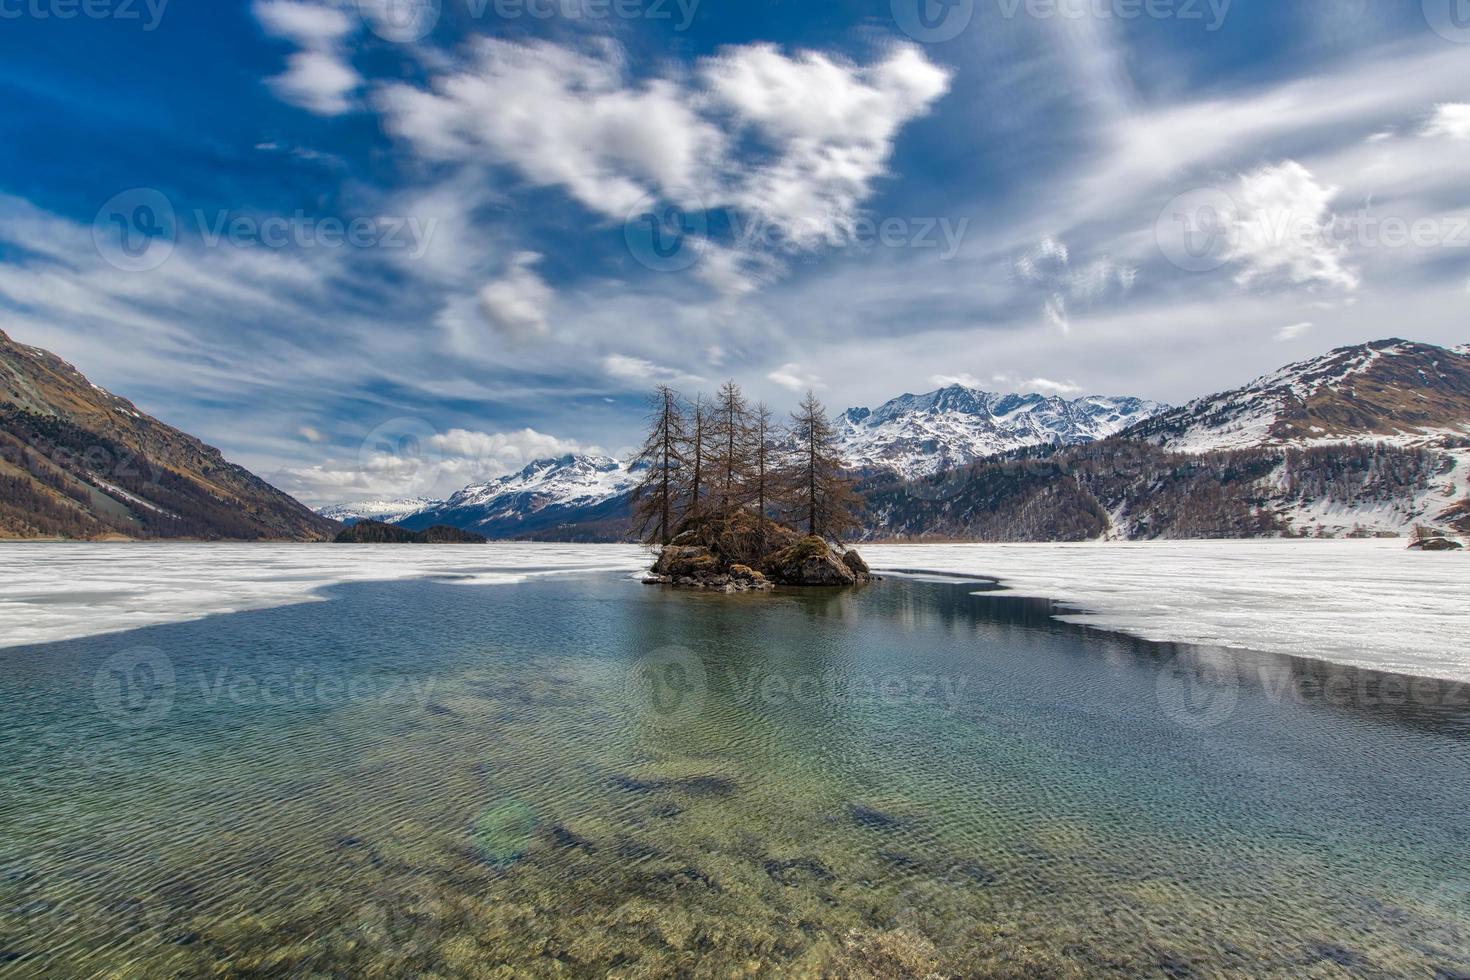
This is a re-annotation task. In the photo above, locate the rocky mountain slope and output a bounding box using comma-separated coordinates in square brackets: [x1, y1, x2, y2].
[0, 329, 337, 540]
[1130, 339, 1470, 452]
[837, 386, 1165, 478]
[392, 454, 636, 540]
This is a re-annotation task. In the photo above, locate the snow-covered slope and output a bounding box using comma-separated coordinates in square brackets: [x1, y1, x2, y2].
[1130, 339, 1470, 454]
[1124, 339, 1470, 537]
[396, 454, 636, 538]
[316, 498, 437, 526]
[837, 385, 1166, 477]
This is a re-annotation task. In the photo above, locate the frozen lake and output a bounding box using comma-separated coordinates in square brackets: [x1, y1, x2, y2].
[0, 538, 1465, 681]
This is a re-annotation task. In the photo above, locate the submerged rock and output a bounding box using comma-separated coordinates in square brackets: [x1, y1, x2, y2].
[473, 801, 538, 866]
[847, 803, 904, 832]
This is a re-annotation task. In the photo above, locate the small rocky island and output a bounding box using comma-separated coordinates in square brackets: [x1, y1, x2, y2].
[630, 381, 872, 592]
[644, 512, 872, 592]
[333, 520, 487, 544]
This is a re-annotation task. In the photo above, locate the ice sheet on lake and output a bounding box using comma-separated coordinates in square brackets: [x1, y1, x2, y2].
[0, 542, 648, 649]
[1, 540, 1465, 683]
[863, 539, 1470, 683]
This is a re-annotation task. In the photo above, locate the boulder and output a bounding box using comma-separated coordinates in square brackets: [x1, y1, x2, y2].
[652, 545, 720, 578]
[1408, 536, 1464, 552]
[840, 549, 871, 577]
[765, 536, 858, 587]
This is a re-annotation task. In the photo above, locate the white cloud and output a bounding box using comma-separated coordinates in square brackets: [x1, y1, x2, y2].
[1014, 238, 1135, 334]
[298, 425, 325, 443]
[1275, 321, 1314, 342]
[254, 0, 361, 116]
[991, 372, 1084, 396]
[1422, 103, 1470, 140]
[374, 39, 950, 291]
[765, 362, 824, 392]
[282, 426, 597, 502]
[376, 39, 721, 218]
[253, 0, 353, 45]
[1228, 162, 1358, 291]
[1014, 237, 1070, 284]
[1043, 295, 1070, 333]
[269, 50, 361, 116]
[930, 373, 983, 389]
[1021, 377, 1083, 396]
[477, 252, 553, 340]
[428, 427, 584, 466]
[702, 43, 952, 249]
[603, 354, 703, 385]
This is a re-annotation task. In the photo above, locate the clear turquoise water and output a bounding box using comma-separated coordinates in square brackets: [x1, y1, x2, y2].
[1, 573, 1467, 977]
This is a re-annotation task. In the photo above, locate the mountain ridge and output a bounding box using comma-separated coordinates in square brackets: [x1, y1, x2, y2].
[1128, 339, 1470, 453]
[312, 338, 1468, 543]
[837, 386, 1166, 478]
[0, 329, 338, 540]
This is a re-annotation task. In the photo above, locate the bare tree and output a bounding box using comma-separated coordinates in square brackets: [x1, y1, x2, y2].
[710, 380, 751, 513]
[787, 390, 862, 539]
[630, 385, 687, 545]
[686, 394, 709, 522]
[751, 401, 775, 552]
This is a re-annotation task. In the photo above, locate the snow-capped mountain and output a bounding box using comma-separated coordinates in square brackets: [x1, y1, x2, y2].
[837, 386, 1167, 478]
[1129, 339, 1470, 453]
[1120, 339, 1470, 538]
[394, 454, 637, 538]
[315, 498, 437, 526]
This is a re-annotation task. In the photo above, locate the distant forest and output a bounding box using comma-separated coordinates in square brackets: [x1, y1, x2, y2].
[859, 439, 1456, 541]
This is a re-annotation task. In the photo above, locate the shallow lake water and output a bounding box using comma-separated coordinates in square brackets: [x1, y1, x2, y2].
[1, 572, 1467, 977]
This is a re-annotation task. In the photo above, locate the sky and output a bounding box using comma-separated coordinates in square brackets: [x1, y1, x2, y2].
[1, 0, 1468, 505]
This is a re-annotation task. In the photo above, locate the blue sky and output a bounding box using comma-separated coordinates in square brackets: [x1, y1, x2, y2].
[1, 0, 1468, 504]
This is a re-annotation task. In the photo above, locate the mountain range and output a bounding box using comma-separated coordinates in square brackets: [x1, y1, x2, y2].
[0, 328, 336, 540]
[837, 388, 1165, 478]
[316, 388, 1171, 537]
[320, 339, 1465, 542]
[394, 454, 637, 540]
[1, 329, 1464, 543]
[865, 339, 1470, 540]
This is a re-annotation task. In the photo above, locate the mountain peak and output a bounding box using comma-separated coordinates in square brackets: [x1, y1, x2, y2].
[838, 385, 1167, 478]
